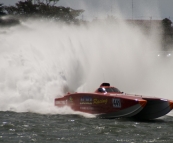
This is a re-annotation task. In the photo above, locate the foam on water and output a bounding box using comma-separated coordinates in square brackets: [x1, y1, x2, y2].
[0, 18, 173, 116]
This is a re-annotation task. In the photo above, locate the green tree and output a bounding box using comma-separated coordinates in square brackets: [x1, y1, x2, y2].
[34, 0, 59, 5]
[162, 18, 173, 50]
[5, 0, 38, 16]
[162, 18, 172, 34]
[5, 0, 84, 23]
[46, 0, 59, 6]
[0, 3, 6, 16]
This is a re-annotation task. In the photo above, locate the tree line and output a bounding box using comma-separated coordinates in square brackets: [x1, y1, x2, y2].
[0, 0, 84, 24]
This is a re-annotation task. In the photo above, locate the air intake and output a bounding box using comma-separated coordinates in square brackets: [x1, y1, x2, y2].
[100, 83, 110, 87]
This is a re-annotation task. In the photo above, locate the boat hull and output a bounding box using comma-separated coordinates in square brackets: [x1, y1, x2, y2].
[55, 93, 147, 118]
[54, 83, 173, 120]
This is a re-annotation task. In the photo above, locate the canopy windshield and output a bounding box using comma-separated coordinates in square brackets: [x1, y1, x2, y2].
[98, 87, 121, 93]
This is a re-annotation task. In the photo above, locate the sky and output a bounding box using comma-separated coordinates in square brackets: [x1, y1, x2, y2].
[1, 0, 173, 21]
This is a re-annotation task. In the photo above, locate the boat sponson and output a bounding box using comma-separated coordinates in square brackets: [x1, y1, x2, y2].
[133, 99, 172, 119]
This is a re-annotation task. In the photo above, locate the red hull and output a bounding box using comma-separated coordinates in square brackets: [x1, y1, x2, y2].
[55, 93, 146, 118]
[54, 83, 173, 119]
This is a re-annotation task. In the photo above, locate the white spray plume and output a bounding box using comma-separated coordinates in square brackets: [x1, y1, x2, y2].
[0, 17, 173, 117]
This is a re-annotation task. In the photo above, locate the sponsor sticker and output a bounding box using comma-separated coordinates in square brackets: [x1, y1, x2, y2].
[93, 99, 107, 104]
[80, 107, 94, 110]
[69, 96, 73, 102]
[55, 100, 66, 105]
[112, 98, 121, 108]
[80, 96, 92, 104]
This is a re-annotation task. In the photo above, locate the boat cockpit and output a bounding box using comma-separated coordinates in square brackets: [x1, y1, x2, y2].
[97, 87, 121, 93]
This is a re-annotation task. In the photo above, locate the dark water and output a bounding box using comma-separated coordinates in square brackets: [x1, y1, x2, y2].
[1, 112, 173, 143]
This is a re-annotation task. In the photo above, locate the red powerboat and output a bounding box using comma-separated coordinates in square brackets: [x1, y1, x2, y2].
[54, 83, 173, 119]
